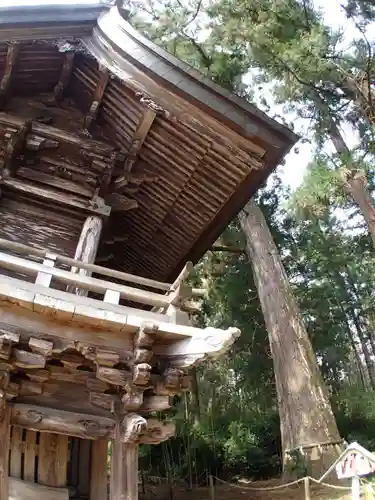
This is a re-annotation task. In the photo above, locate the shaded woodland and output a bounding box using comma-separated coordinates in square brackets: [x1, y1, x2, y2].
[119, 0, 375, 483]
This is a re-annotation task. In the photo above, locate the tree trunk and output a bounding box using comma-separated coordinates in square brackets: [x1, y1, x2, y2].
[327, 112, 375, 249]
[239, 199, 343, 479]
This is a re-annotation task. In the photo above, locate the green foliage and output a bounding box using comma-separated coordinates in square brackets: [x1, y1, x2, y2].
[127, 0, 375, 483]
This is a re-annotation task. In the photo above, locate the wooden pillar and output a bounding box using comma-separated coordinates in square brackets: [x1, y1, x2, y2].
[90, 440, 109, 500]
[69, 215, 103, 296]
[0, 397, 10, 500]
[110, 424, 138, 500]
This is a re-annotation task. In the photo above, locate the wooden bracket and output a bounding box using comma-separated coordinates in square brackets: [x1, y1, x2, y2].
[53, 51, 75, 103]
[83, 67, 110, 131]
[114, 108, 156, 190]
[2, 119, 32, 176]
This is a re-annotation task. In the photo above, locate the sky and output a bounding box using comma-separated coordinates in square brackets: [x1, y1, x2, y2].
[0, 0, 368, 191]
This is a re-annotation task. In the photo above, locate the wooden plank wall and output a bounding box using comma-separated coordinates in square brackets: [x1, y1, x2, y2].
[9, 429, 108, 499]
[9, 426, 69, 487]
[0, 198, 84, 284]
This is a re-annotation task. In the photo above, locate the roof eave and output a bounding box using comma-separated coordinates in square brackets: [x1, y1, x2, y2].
[0, 3, 108, 41]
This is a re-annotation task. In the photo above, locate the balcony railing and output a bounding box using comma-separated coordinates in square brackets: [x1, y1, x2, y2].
[0, 238, 204, 315]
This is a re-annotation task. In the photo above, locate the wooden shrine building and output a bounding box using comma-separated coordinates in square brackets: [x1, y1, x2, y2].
[0, 2, 297, 500]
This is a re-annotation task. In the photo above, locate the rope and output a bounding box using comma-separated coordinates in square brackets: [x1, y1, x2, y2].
[213, 476, 303, 491]
[213, 475, 353, 492]
[309, 477, 352, 490]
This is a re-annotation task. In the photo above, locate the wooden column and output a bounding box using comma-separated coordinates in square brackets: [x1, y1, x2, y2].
[69, 215, 103, 296]
[110, 424, 138, 500]
[90, 440, 109, 500]
[0, 397, 10, 500]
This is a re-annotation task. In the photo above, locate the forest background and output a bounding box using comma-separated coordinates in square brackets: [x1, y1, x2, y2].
[116, 0, 375, 484]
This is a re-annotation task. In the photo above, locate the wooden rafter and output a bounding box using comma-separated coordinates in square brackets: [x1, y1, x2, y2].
[0, 43, 20, 110]
[53, 51, 75, 102]
[114, 108, 156, 190]
[84, 67, 110, 130]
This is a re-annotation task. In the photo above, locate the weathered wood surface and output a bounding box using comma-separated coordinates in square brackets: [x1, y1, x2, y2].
[68, 215, 103, 296]
[38, 433, 68, 487]
[0, 43, 20, 110]
[90, 440, 109, 500]
[110, 423, 139, 500]
[23, 430, 37, 482]
[0, 251, 179, 308]
[10, 403, 175, 444]
[0, 199, 81, 265]
[9, 478, 69, 500]
[0, 398, 10, 500]
[10, 427, 22, 479]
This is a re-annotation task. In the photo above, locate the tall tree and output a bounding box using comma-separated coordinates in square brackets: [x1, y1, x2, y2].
[206, 0, 375, 247]
[239, 199, 342, 477]
[129, 0, 345, 477]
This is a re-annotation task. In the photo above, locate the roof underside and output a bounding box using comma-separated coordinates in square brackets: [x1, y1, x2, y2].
[0, 5, 298, 282]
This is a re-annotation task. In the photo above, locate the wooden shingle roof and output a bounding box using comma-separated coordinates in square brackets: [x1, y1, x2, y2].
[0, 3, 298, 282]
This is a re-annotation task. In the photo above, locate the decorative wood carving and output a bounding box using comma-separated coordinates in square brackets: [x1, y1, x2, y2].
[11, 404, 115, 439]
[138, 418, 175, 444]
[0, 43, 20, 110]
[121, 413, 147, 443]
[154, 327, 241, 367]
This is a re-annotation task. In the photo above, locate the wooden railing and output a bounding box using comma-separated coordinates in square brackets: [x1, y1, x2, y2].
[0, 238, 204, 312]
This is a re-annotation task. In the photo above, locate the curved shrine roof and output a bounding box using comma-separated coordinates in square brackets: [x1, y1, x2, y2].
[0, 3, 298, 282]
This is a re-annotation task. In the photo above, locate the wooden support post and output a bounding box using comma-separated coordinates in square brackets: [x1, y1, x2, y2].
[110, 423, 139, 500]
[0, 43, 20, 110]
[304, 476, 310, 500]
[90, 440, 109, 500]
[68, 215, 103, 296]
[209, 475, 215, 500]
[0, 396, 10, 500]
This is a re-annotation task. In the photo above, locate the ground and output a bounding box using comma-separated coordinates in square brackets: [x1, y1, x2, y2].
[143, 479, 354, 500]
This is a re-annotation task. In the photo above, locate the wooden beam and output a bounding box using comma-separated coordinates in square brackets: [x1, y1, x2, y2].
[1, 177, 111, 216]
[90, 440, 109, 500]
[68, 215, 103, 296]
[10, 403, 115, 440]
[53, 52, 75, 102]
[0, 43, 20, 110]
[84, 68, 110, 130]
[0, 394, 10, 500]
[0, 112, 115, 157]
[114, 108, 156, 190]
